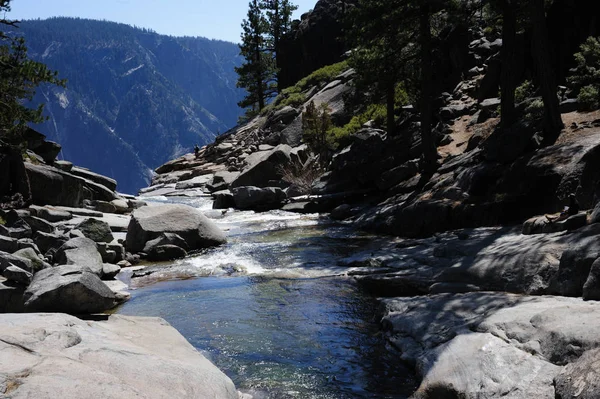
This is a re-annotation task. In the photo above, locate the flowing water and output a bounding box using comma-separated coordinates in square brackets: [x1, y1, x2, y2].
[116, 196, 416, 398]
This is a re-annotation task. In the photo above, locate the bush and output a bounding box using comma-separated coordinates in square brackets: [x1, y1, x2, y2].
[262, 61, 350, 115]
[578, 85, 600, 110]
[302, 101, 333, 162]
[515, 80, 535, 103]
[568, 36, 600, 110]
[277, 158, 323, 195]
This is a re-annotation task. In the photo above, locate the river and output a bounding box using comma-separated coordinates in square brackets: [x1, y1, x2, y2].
[116, 196, 416, 398]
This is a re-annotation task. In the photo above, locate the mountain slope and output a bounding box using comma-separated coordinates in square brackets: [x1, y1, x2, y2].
[16, 17, 244, 193]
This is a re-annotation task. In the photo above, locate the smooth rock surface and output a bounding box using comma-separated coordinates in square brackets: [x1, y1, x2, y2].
[74, 218, 114, 243]
[126, 204, 226, 253]
[23, 265, 117, 313]
[554, 348, 600, 399]
[0, 313, 239, 398]
[55, 237, 104, 276]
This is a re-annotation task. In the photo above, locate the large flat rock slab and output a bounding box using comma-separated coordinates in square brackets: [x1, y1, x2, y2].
[380, 292, 600, 398]
[0, 313, 238, 399]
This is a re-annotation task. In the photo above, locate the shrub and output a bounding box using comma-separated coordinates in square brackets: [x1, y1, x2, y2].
[328, 103, 387, 146]
[515, 80, 535, 103]
[568, 36, 600, 110]
[302, 101, 333, 162]
[578, 85, 600, 110]
[262, 61, 350, 115]
[277, 158, 323, 196]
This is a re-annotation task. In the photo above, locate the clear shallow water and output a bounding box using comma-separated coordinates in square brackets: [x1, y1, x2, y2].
[117, 198, 416, 398]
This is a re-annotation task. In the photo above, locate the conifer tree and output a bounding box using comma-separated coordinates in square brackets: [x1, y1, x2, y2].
[261, 0, 298, 91]
[1, 0, 65, 144]
[235, 0, 277, 116]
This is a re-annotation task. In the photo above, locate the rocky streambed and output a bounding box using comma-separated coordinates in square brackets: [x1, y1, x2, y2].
[110, 195, 600, 399]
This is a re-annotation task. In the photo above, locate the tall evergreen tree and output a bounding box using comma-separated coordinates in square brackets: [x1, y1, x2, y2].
[529, 0, 563, 144]
[1, 0, 65, 144]
[235, 0, 277, 115]
[261, 0, 298, 91]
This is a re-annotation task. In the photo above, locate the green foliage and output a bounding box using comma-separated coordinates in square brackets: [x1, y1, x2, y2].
[568, 36, 600, 111]
[329, 104, 385, 141]
[236, 0, 297, 114]
[1, 3, 65, 145]
[263, 61, 349, 114]
[569, 37, 600, 90]
[302, 101, 332, 160]
[235, 0, 277, 114]
[0, 215, 6, 225]
[515, 80, 535, 103]
[524, 98, 545, 120]
[577, 85, 600, 111]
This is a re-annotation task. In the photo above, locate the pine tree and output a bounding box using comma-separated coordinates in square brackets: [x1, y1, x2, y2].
[261, 0, 298, 91]
[1, 0, 65, 144]
[235, 0, 277, 116]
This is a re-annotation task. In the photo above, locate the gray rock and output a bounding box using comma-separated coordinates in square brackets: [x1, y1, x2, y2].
[143, 232, 189, 253]
[36, 207, 73, 222]
[71, 166, 118, 191]
[147, 245, 188, 261]
[128, 198, 147, 209]
[413, 332, 558, 399]
[175, 174, 214, 190]
[592, 201, 600, 224]
[549, 245, 600, 297]
[126, 204, 227, 253]
[213, 190, 235, 209]
[0, 235, 18, 253]
[559, 98, 580, 114]
[53, 159, 73, 172]
[102, 263, 121, 280]
[111, 199, 130, 214]
[17, 238, 41, 254]
[94, 200, 117, 213]
[12, 247, 49, 273]
[554, 348, 600, 399]
[583, 258, 600, 300]
[34, 231, 69, 254]
[24, 265, 118, 313]
[22, 215, 55, 234]
[1, 217, 32, 239]
[55, 237, 104, 276]
[0, 313, 238, 398]
[74, 218, 114, 243]
[265, 106, 299, 130]
[0, 281, 25, 312]
[0, 250, 34, 274]
[207, 171, 240, 192]
[479, 97, 501, 111]
[107, 242, 125, 263]
[231, 144, 294, 188]
[3, 265, 33, 285]
[232, 186, 287, 211]
[25, 163, 84, 207]
[280, 115, 303, 147]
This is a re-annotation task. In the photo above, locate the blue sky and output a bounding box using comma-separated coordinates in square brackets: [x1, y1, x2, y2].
[7, 0, 316, 43]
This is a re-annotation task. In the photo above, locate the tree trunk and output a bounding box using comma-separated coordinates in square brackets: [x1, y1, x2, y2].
[500, 0, 517, 130]
[387, 83, 395, 136]
[530, 0, 563, 145]
[419, 2, 438, 172]
[255, 35, 265, 111]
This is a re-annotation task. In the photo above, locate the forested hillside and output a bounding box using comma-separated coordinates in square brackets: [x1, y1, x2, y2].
[15, 17, 244, 193]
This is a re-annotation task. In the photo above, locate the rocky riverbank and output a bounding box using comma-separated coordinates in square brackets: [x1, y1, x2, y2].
[1, 131, 238, 397]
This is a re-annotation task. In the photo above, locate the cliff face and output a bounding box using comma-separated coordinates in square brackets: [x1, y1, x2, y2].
[278, 0, 357, 89]
[17, 18, 244, 194]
